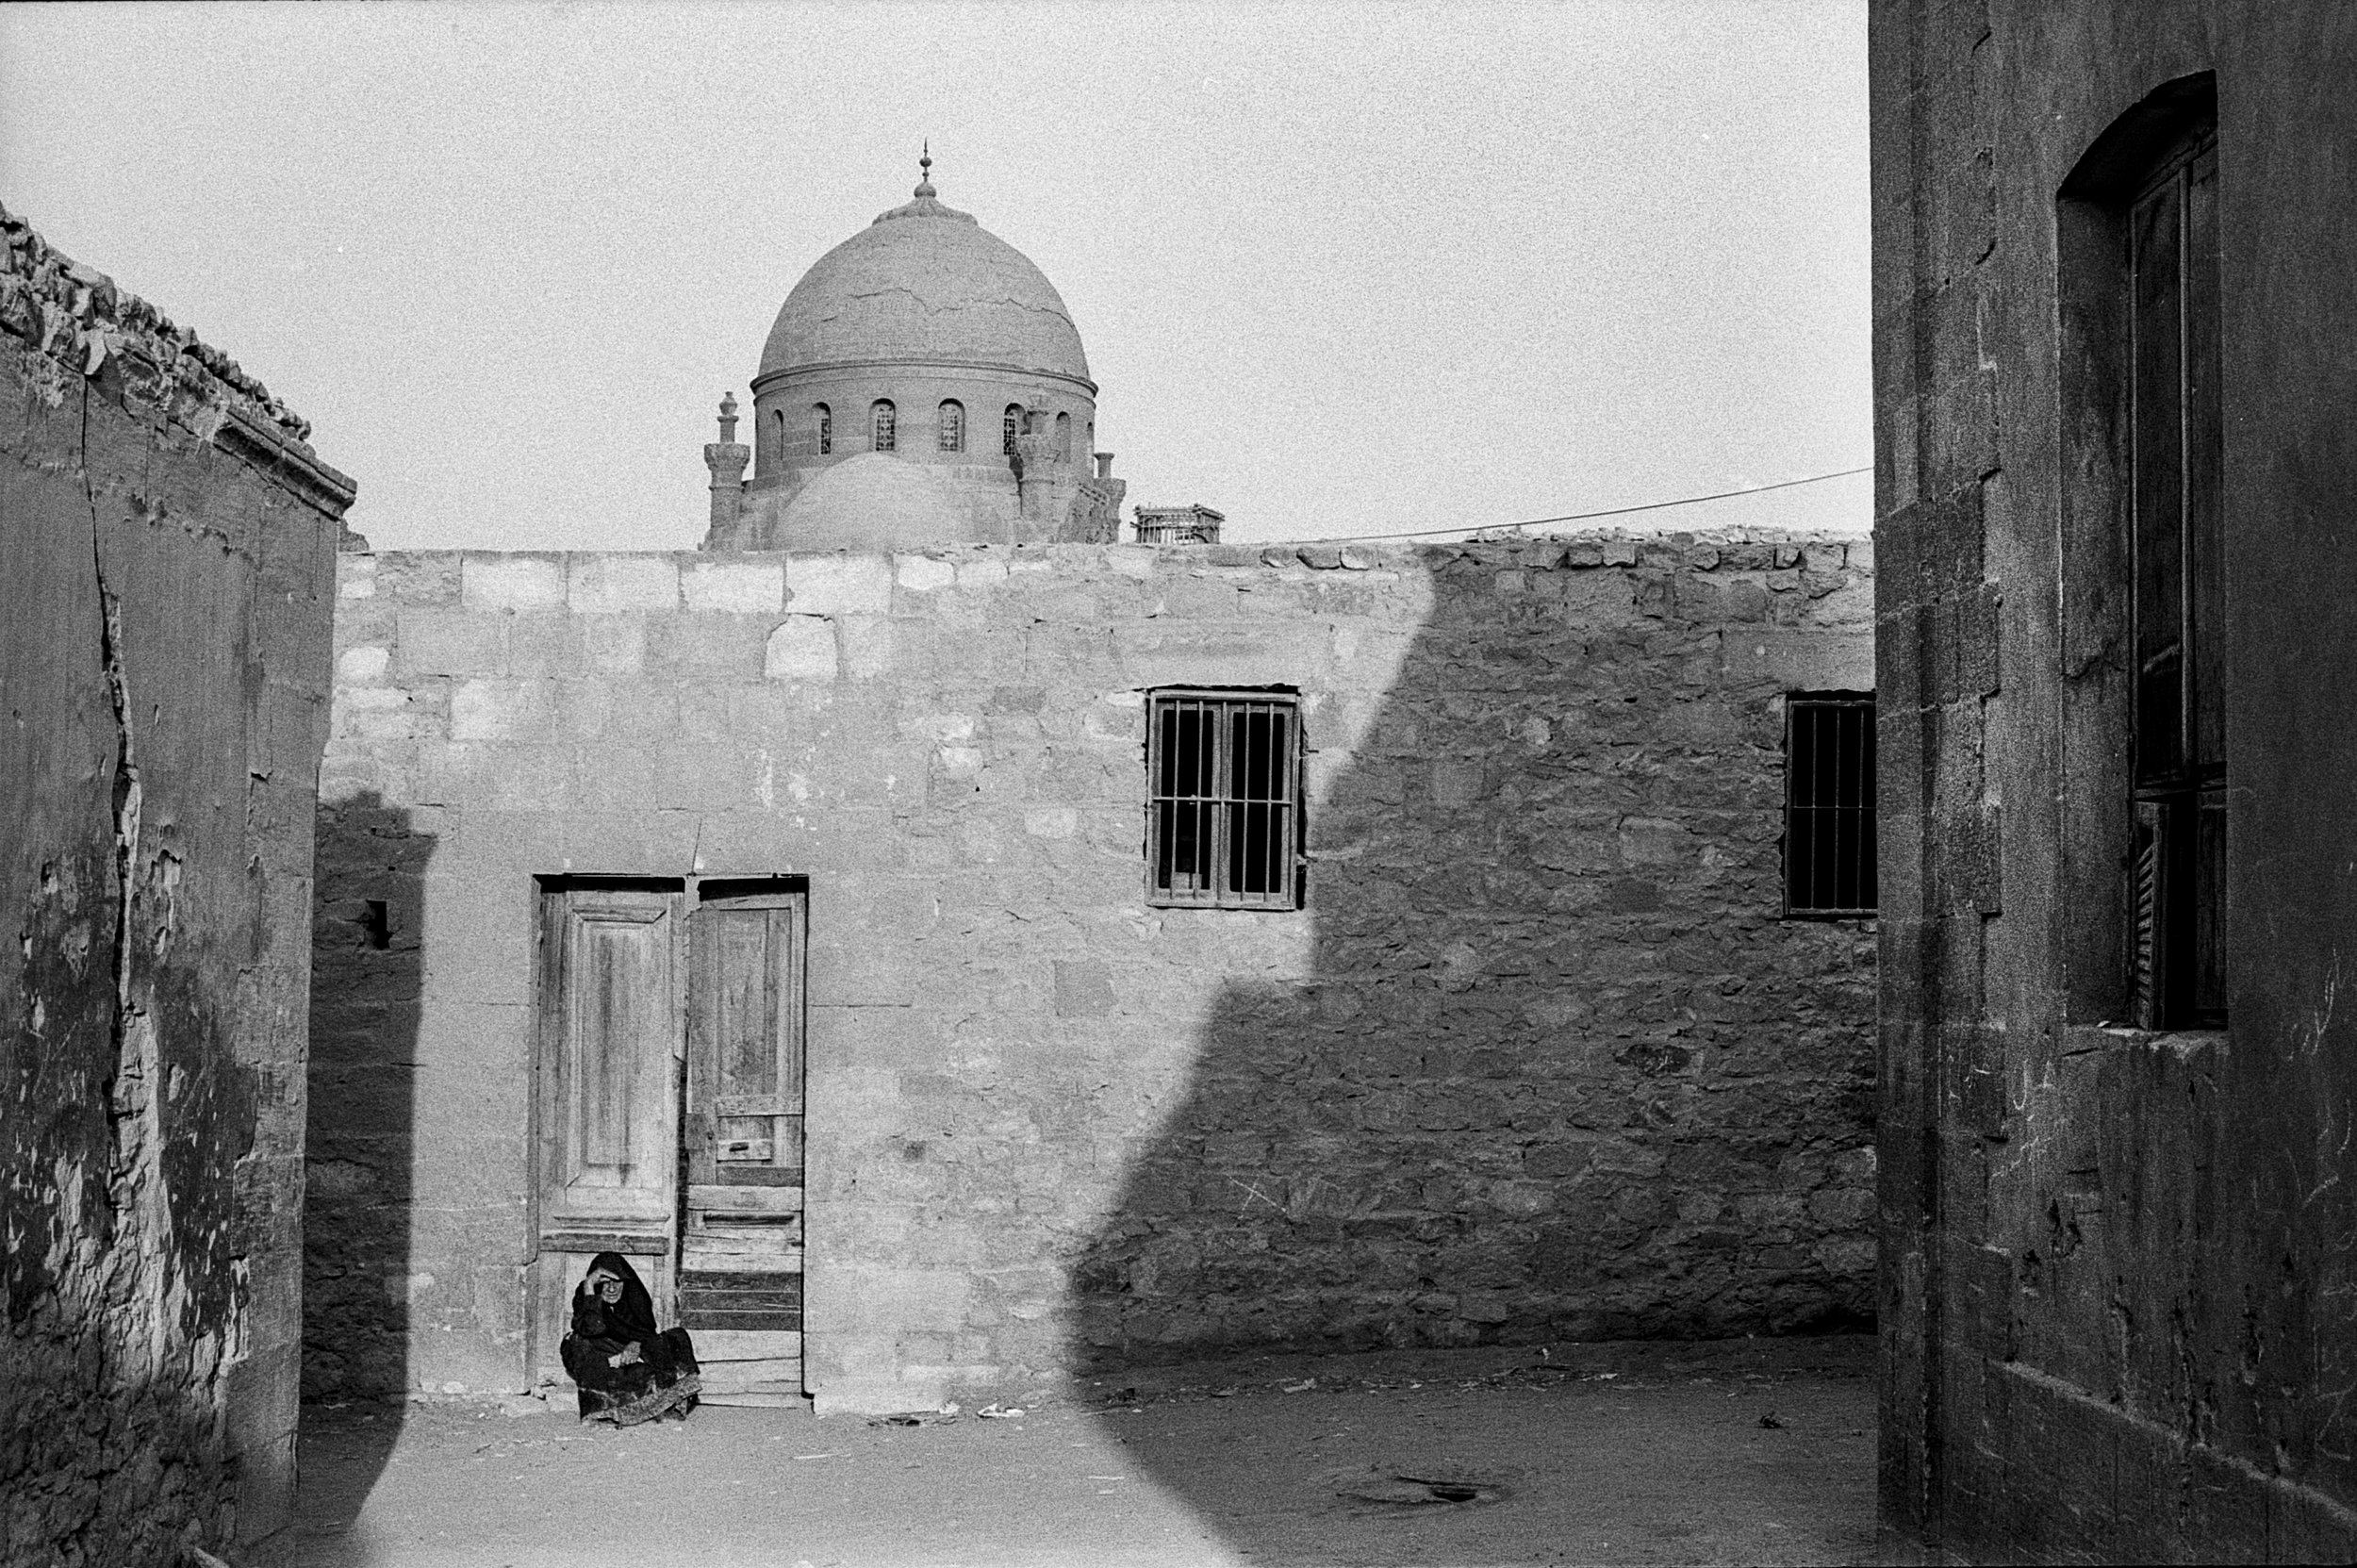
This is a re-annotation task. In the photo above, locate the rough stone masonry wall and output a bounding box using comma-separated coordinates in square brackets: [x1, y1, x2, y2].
[0, 204, 353, 1564]
[1871, 4, 2357, 1560]
[309, 527, 1873, 1414]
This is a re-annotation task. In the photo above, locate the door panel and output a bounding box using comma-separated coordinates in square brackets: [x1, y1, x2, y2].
[532, 883, 684, 1385]
[688, 899, 805, 1188]
[683, 886, 807, 1400]
[564, 908, 674, 1202]
[678, 1269, 805, 1330]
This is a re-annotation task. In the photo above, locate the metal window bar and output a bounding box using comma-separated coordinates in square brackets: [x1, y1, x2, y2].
[1785, 696, 1876, 916]
[1146, 690, 1301, 910]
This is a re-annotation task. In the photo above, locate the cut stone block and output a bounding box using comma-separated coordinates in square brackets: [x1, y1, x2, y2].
[765, 617, 839, 683]
[462, 555, 565, 610]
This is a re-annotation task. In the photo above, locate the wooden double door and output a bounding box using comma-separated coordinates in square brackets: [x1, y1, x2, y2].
[532, 878, 806, 1405]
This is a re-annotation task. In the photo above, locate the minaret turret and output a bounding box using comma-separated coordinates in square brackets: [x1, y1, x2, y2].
[702, 392, 750, 546]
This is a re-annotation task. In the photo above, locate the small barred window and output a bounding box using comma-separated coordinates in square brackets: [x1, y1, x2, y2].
[1784, 694, 1876, 916]
[1002, 404, 1023, 456]
[938, 400, 964, 453]
[1147, 689, 1303, 911]
[814, 404, 831, 456]
[871, 400, 896, 453]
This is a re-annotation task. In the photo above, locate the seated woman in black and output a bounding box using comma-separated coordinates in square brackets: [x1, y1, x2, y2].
[560, 1252, 701, 1425]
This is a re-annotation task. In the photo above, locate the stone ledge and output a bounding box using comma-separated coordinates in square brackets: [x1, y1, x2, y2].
[2059, 1024, 2230, 1059]
[215, 404, 358, 519]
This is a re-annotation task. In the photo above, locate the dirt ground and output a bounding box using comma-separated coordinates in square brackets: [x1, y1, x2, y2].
[255, 1335, 1877, 1568]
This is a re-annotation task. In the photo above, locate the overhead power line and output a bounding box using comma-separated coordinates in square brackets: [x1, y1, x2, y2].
[1279, 464, 1872, 545]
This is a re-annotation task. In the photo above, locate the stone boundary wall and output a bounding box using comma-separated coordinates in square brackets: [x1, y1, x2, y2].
[311, 527, 1874, 1413]
[3, 205, 354, 1560]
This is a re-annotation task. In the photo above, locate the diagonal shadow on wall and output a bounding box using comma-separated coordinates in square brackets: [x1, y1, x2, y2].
[1065, 542, 1877, 1560]
[298, 790, 434, 1535]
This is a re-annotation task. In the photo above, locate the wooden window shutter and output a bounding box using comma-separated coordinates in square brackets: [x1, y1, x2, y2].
[2123, 116, 2226, 1028]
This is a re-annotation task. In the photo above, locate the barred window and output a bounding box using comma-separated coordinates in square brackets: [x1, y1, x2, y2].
[814, 404, 831, 456]
[870, 400, 896, 453]
[938, 400, 964, 453]
[1002, 404, 1023, 455]
[1785, 693, 1876, 916]
[1147, 689, 1302, 910]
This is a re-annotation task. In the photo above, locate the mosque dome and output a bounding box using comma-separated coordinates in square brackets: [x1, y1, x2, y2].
[706, 153, 1125, 553]
[756, 161, 1092, 388]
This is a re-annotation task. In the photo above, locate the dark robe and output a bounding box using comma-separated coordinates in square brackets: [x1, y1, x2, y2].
[560, 1252, 700, 1424]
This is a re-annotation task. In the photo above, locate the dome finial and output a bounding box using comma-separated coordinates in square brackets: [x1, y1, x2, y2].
[869, 142, 974, 224]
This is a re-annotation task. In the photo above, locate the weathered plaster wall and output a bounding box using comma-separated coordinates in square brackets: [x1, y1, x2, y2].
[1871, 4, 2357, 1559]
[308, 529, 1875, 1414]
[1, 206, 352, 1563]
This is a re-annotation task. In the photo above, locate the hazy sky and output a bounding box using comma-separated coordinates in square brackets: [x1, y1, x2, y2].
[0, 2, 1870, 550]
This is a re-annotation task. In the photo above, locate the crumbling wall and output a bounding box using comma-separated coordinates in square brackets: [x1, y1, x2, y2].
[0, 205, 353, 1563]
[1871, 4, 2357, 1559]
[312, 528, 1874, 1413]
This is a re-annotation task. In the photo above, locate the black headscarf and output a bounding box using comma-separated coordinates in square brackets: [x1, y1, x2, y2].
[572, 1251, 659, 1344]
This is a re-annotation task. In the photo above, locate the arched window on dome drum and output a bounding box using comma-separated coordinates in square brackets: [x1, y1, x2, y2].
[871, 400, 896, 453]
[1054, 411, 1072, 462]
[814, 404, 831, 456]
[771, 409, 785, 466]
[1003, 404, 1024, 456]
[938, 400, 964, 454]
